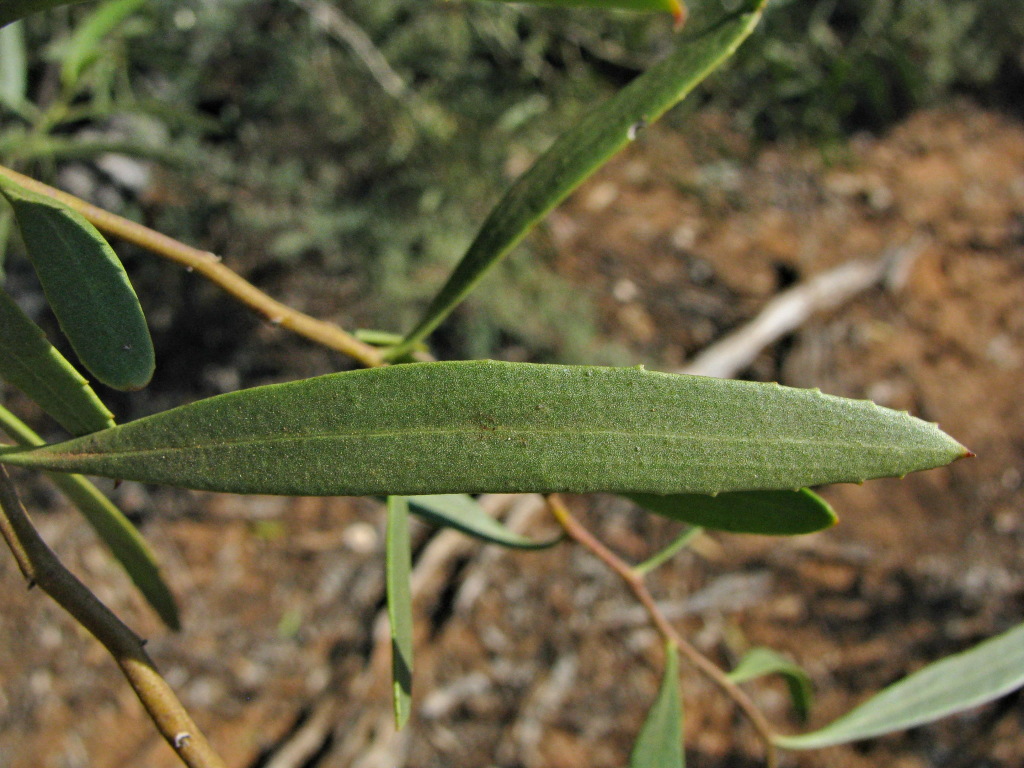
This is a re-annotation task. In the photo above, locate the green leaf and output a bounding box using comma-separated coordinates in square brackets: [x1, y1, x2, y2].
[59, 0, 147, 88]
[631, 640, 684, 768]
[0, 20, 27, 111]
[489, 0, 685, 21]
[0, 174, 154, 390]
[0, 0, 93, 27]
[385, 2, 767, 359]
[728, 647, 813, 722]
[776, 621, 1024, 749]
[386, 495, 414, 730]
[0, 286, 115, 435]
[627, 489, 837, 536]
[408, 494, 559, 549]
[0, 403, 179, 629]
[0, 361, 969, 496]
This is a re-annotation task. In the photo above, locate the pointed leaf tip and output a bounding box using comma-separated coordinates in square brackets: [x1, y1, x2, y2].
[631, 641, 684, 768]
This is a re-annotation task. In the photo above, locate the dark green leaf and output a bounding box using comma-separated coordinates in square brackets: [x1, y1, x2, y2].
[776, 621, 1024, 749]
[386, 2, 767, 358]
[0, 404, 179, 629]
[0, 286, 115, 435]
[489, 0, 684, 21]
[0, 361, 969, 496]
[627, 489, 837, 536]
[386, 495, 414, 730]
[0, 174, 154, 390]
[408, 494, 559, 549]
[728, 647, 813, 722]
[631, 641, 684, 768]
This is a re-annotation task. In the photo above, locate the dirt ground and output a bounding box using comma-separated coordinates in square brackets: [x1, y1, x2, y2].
[1, 103, 1023, 768]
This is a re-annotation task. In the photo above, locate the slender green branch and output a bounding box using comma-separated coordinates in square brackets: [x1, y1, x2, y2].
[546, 494, 778, 768]
[0, 164, 385, 368]
[0, 465, 228, 768]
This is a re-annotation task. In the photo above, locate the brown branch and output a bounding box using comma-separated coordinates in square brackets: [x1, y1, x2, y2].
[0, 164, 385, 369]
[0, 466, 228, 768]
[546, 494, 778, 768]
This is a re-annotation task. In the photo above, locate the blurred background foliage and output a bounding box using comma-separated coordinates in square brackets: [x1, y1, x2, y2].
[1, 0, 1022, 398]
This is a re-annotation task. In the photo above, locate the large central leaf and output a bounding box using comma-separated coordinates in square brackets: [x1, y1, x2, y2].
[0, 361, 967, 496]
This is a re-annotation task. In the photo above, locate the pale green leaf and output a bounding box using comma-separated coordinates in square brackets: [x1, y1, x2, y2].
[0, 403, 179, 629]
[408, 494, 558, 549]
[776, 621, 1024, 749]
[631, 640, 684, 768]
[59, 0, 147, 88]
[0, 286, 115, 435]
[0, 361, 969, 496]
[627, 489, 837, 536]
[0, 20, 27, 110]
[728, 647, 813, 721]
[0, 174, 154, 390]
[633, 525, 702, 576]
[386, 2, 767, 359]
[386, 495, 414, 730]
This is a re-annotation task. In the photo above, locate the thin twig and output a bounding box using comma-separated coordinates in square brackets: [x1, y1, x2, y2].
[0, 466, 228, 768]
[546, 494, 778, 768]
[0, 164, 385, 368]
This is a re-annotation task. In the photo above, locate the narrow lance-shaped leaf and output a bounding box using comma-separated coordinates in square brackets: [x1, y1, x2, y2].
[627, 489, 837, 536]
[633, 525, 702, 576]
[385, 2, 766, 359]
[59, 0, 147, 88]
[631, 640, 684, 768]
[0, 361, 969, 497]
[728, 647, 813, 722]
[0, 286, 115, 435]
[488, 0, 685, 25]
[408, 494, 559, 549]
[0, 174, 154, 390]
[0, 403, 179, 629]
[0, 19, 28, 113]
[386, 495, 414, 730]
[775, 621, 1024, 749]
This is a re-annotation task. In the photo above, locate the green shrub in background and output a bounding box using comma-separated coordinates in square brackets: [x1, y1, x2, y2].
[4, 0, 1021, 371]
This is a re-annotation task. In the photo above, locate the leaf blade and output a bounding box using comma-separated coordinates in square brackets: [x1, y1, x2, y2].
[631, 640, 684, 768]
[627, 489, 837, 536]
[386, 495, 414, 730]
[0, 404, 179, 629]
[728, 647, 813, 722]
[0, 286, 115, 435]
[489, 0, 684, 19]
[408, 494, 558, 549]
[0, 361, 969, 497]
[776, 621, 1024, 749]
[387, 3, 766, 358]
[0, 174, 154, 390]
